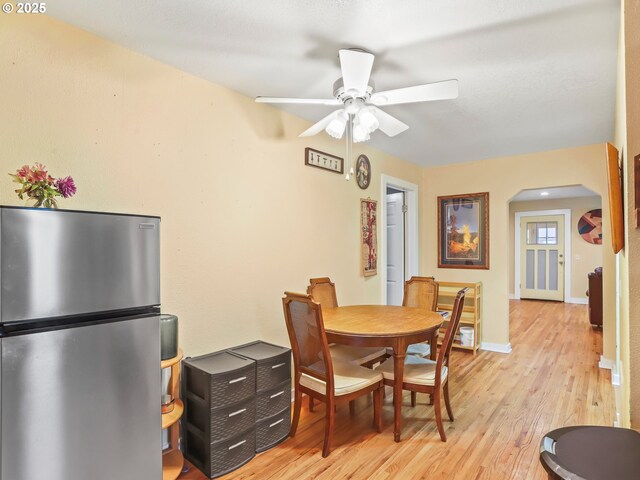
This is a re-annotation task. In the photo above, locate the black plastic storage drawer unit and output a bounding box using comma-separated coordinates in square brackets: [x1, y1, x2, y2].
[183, 350, 256, 478]
[230, 341, 292, 453]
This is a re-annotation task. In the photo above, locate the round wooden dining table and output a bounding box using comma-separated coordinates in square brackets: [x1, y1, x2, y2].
[322, 305, 444, 442]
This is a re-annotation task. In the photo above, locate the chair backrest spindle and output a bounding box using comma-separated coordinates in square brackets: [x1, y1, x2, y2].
[437, 288, 468, 371]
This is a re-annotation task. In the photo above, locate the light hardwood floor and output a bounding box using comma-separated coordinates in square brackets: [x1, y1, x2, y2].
[179, 300, 614, 479]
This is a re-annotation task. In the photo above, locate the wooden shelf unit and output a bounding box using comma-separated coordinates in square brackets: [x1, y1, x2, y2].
[161, 399, 184, 430]
[436, 281, 482, 355]
[162, 449, 185, 480]
[162, 348, 184, 480]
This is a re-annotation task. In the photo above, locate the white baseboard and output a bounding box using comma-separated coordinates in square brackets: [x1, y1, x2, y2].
[602, 357, 622, 386]
[612, 371, 621, 386]
[480, 342, 512, 354]
[599, 356, 614, 370]
[568, 297, 588, 305]
[611, 360, 621, 386]
[510, 296, 586, 304]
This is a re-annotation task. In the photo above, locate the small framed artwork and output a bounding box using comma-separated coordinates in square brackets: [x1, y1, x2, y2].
[356, 154, 371, 190]
[305, 148, 344, 174]
[361, 198, 377, 277]
[438, 192, 489, 269]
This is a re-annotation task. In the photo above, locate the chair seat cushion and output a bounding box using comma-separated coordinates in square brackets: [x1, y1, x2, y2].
[407, 343, 431, 357]
[377, 356, 447, 386]
[386, 343, 431, 358]
[330, 345, 387, 365]
[301, 361, 383, 396]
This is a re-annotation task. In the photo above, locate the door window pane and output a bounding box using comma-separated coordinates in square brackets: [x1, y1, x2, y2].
[537, 250, 547, 290]
[526, 221, 558, 245]
[526, 250, 535, 289]
[549, 250, 558, 290]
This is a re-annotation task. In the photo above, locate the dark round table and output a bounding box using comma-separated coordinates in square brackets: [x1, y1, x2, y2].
[540, 426, 640, 479]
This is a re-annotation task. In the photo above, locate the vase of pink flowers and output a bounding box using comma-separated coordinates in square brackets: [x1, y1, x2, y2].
[9, 163, 77, 208]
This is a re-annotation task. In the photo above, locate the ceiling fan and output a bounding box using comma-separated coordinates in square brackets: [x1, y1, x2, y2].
[255, 48, 459, 143]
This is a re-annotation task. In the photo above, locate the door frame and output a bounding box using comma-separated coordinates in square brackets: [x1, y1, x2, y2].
[514, 209, 571, 301]
[380, 175, 419, 303]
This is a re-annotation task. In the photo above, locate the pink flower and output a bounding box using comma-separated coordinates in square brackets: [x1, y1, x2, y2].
[54, 176, 76, 198]
[16, 165, 31, 178]
[28, 164, 48, 183]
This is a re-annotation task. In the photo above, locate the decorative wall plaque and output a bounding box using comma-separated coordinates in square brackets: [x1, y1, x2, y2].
[305, 148, 343, 174]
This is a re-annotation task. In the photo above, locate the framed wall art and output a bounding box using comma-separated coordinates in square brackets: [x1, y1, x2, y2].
[605, 142, 624, 252]
[360, 198, 377, 277]
[438, 192, 489, 269]
[578, 209, 603, 244]
[305, 147, 344, 174]
[356, 154, 371, 190]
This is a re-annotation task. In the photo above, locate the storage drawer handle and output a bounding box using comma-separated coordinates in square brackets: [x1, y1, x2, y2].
[228, 408, 247, 418]
[228, 440, 246, 450]
[271, 363, 286, 369]
[228, 376, 247, 384]
[270, 390, 285, 399]
[269, 419, 284, 428]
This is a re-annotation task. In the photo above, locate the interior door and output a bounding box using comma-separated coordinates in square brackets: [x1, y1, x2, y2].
[520, 215, 565, 301]
[386, 192, 405, 305]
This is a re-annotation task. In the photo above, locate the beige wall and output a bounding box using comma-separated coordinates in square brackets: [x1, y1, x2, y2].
[508, 196, 603, 301]
[616, 0, 640, 428]
[0, 14, 423, 357]
[1, 13, 620, 386]
[613, 3, 630, 428]
[421, 145, 616, 354]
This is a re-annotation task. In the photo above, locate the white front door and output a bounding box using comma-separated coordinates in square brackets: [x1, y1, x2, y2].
[386, 192, 405, 305]
[520, 215, 565, 301]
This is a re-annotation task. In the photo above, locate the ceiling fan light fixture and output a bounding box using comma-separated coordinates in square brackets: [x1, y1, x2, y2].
[325, 110, 348, 139]
[357, 107, 379, 133]
[352, 123, 370, 143]
[256, 49, 457, 142]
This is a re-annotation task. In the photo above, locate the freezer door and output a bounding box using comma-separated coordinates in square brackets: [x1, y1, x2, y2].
[0, 315, 162, 480]
[0, 208, 160, 323]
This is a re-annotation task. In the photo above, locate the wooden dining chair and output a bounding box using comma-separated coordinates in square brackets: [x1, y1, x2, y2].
[395, 276, 440, 359]
[403, 276, 439, 310]
[377, 287, 467, 442]
[283, 292, 384, 457]
[307, 277, 387, 367]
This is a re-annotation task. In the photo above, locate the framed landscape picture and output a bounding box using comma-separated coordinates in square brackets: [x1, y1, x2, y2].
[438, 192, 489, 269]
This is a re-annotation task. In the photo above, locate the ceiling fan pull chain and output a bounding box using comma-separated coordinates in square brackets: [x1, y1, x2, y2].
[345, 114, 353, 181]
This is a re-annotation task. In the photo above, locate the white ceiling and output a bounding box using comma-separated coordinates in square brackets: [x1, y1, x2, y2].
[511, 185, 600, 202]
[47, 0, 620, 167]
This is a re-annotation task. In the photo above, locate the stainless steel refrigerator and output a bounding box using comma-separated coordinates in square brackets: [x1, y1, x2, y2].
[0, 206, 162, 480]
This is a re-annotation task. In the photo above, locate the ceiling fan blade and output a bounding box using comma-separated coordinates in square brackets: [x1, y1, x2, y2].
[370, 79, 459, 106]
[299, 110, 341, 137]
[371, 107, 409, 137]
[339, 49, 374, 94]
[255, 96, 341, 106]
